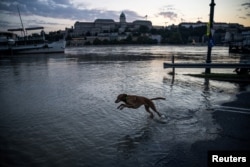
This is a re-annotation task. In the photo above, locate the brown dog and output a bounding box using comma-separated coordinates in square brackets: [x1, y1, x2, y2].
[115, 94, 165, 118]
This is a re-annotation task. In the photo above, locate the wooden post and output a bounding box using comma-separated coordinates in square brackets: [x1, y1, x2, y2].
[172, 55, 175, 75]
[171, 55, 175, 85]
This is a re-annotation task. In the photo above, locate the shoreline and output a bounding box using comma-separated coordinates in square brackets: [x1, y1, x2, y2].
[187, 73, 250, 83]
[190, 91, 250, 166]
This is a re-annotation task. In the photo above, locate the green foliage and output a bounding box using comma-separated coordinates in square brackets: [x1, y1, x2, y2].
[178, 26, 206, 44]
[67, 24, 211, 45]
[93, 38, 102, 45]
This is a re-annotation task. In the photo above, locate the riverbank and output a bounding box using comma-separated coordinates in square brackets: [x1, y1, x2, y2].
[187, 73, 250, 83]
[190, 91, 250, 166]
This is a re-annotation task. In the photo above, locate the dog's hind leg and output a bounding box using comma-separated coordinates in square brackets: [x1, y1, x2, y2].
[144, 105, 154, 118]
[149, 103, 162, 117]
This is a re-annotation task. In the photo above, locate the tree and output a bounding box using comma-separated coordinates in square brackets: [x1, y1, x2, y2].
[139, 25, 149, 34]
[93, 38, 102, 45]
[167, 32, 182, 44]
[125, 35, 133, 43]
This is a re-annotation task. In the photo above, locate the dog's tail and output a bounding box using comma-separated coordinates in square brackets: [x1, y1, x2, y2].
[150, 97, 166, 101]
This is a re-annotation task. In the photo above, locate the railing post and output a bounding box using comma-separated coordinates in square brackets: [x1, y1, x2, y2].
[172, 55, 175, 75]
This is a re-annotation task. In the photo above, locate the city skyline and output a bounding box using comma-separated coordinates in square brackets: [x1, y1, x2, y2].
[0, 0, 249, 33]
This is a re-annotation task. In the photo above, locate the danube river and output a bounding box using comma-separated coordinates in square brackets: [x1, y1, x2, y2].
[0, 45, 249, 166]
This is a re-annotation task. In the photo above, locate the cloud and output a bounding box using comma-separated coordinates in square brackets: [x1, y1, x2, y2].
[239, 16, 247, 19]
[122, 10, 141, 21]
[0, 0, 141, 31]
[162, 5, 175, 11]
[0, 20, 13, 28]
[0, 0, 139, 20]
[234, 2, 250, 21]
[157, 5, 179, 21]
[158, 11, 178, 21]
[241, 2, 250, 8]
[240, 2, 250, 18]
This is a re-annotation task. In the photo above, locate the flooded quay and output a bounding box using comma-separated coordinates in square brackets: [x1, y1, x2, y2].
[1, 45, 250, 166]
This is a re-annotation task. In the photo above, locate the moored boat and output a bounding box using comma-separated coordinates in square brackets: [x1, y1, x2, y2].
[0, 29, 65, 55]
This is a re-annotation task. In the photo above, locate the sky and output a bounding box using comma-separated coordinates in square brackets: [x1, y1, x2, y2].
[0, 0, 249, 33]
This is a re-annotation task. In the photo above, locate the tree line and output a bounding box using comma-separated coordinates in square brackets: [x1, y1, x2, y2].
[49, 25, 215, 45]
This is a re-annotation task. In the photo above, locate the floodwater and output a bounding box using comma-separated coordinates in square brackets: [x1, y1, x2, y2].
[0, 45, 249, 166]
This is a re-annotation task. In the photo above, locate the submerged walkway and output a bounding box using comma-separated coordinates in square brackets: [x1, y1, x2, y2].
[163, 63, 250, 69]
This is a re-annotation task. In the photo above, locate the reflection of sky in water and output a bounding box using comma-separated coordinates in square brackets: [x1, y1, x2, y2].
[0, 46, 248, 166]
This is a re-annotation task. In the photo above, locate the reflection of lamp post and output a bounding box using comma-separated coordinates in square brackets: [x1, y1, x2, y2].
[205, 0, 216, 74]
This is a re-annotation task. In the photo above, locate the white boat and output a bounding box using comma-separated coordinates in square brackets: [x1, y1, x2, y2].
[16, 39, 66, 54]
[0, 30, 65, 55]
[0, 6, 65, 55]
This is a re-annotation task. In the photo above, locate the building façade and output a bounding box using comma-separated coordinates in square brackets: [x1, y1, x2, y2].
[72, 12, 152, 37]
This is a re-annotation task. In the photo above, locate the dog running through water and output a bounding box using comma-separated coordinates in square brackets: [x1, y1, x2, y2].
[115, 94, 165, 118]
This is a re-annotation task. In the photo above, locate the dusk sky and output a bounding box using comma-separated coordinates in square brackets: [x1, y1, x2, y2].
[0, 0, 249, 33]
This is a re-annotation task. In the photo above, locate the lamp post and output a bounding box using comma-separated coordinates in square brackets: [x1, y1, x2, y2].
[205, 0, 216, 74]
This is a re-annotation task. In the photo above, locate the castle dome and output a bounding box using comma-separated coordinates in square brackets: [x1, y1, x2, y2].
[120, 12, 125, 18]
[120, 12, 126, 23]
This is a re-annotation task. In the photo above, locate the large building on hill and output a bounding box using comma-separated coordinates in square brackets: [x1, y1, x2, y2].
[68, 12, 248, 46]
[73, 12, 152, 37]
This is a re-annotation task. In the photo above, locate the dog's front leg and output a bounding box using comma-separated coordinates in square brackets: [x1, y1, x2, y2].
[117, 104, 126, 110]
[117, 103, 135, 110]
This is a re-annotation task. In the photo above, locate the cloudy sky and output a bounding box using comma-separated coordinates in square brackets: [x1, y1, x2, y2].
[0, 0, 249, 33]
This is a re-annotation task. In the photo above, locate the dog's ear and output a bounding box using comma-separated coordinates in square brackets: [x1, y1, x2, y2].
[116, 94, 127, 101]
[121, 94, 127, 100]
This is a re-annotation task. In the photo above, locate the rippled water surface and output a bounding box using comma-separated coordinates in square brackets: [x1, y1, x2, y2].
[0, 46, 249, 166]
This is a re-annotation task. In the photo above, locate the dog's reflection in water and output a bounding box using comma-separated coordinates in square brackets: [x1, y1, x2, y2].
[116, 125, 151, 159]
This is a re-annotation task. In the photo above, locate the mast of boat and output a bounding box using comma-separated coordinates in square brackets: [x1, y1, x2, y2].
[17, 5, 26, 37]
